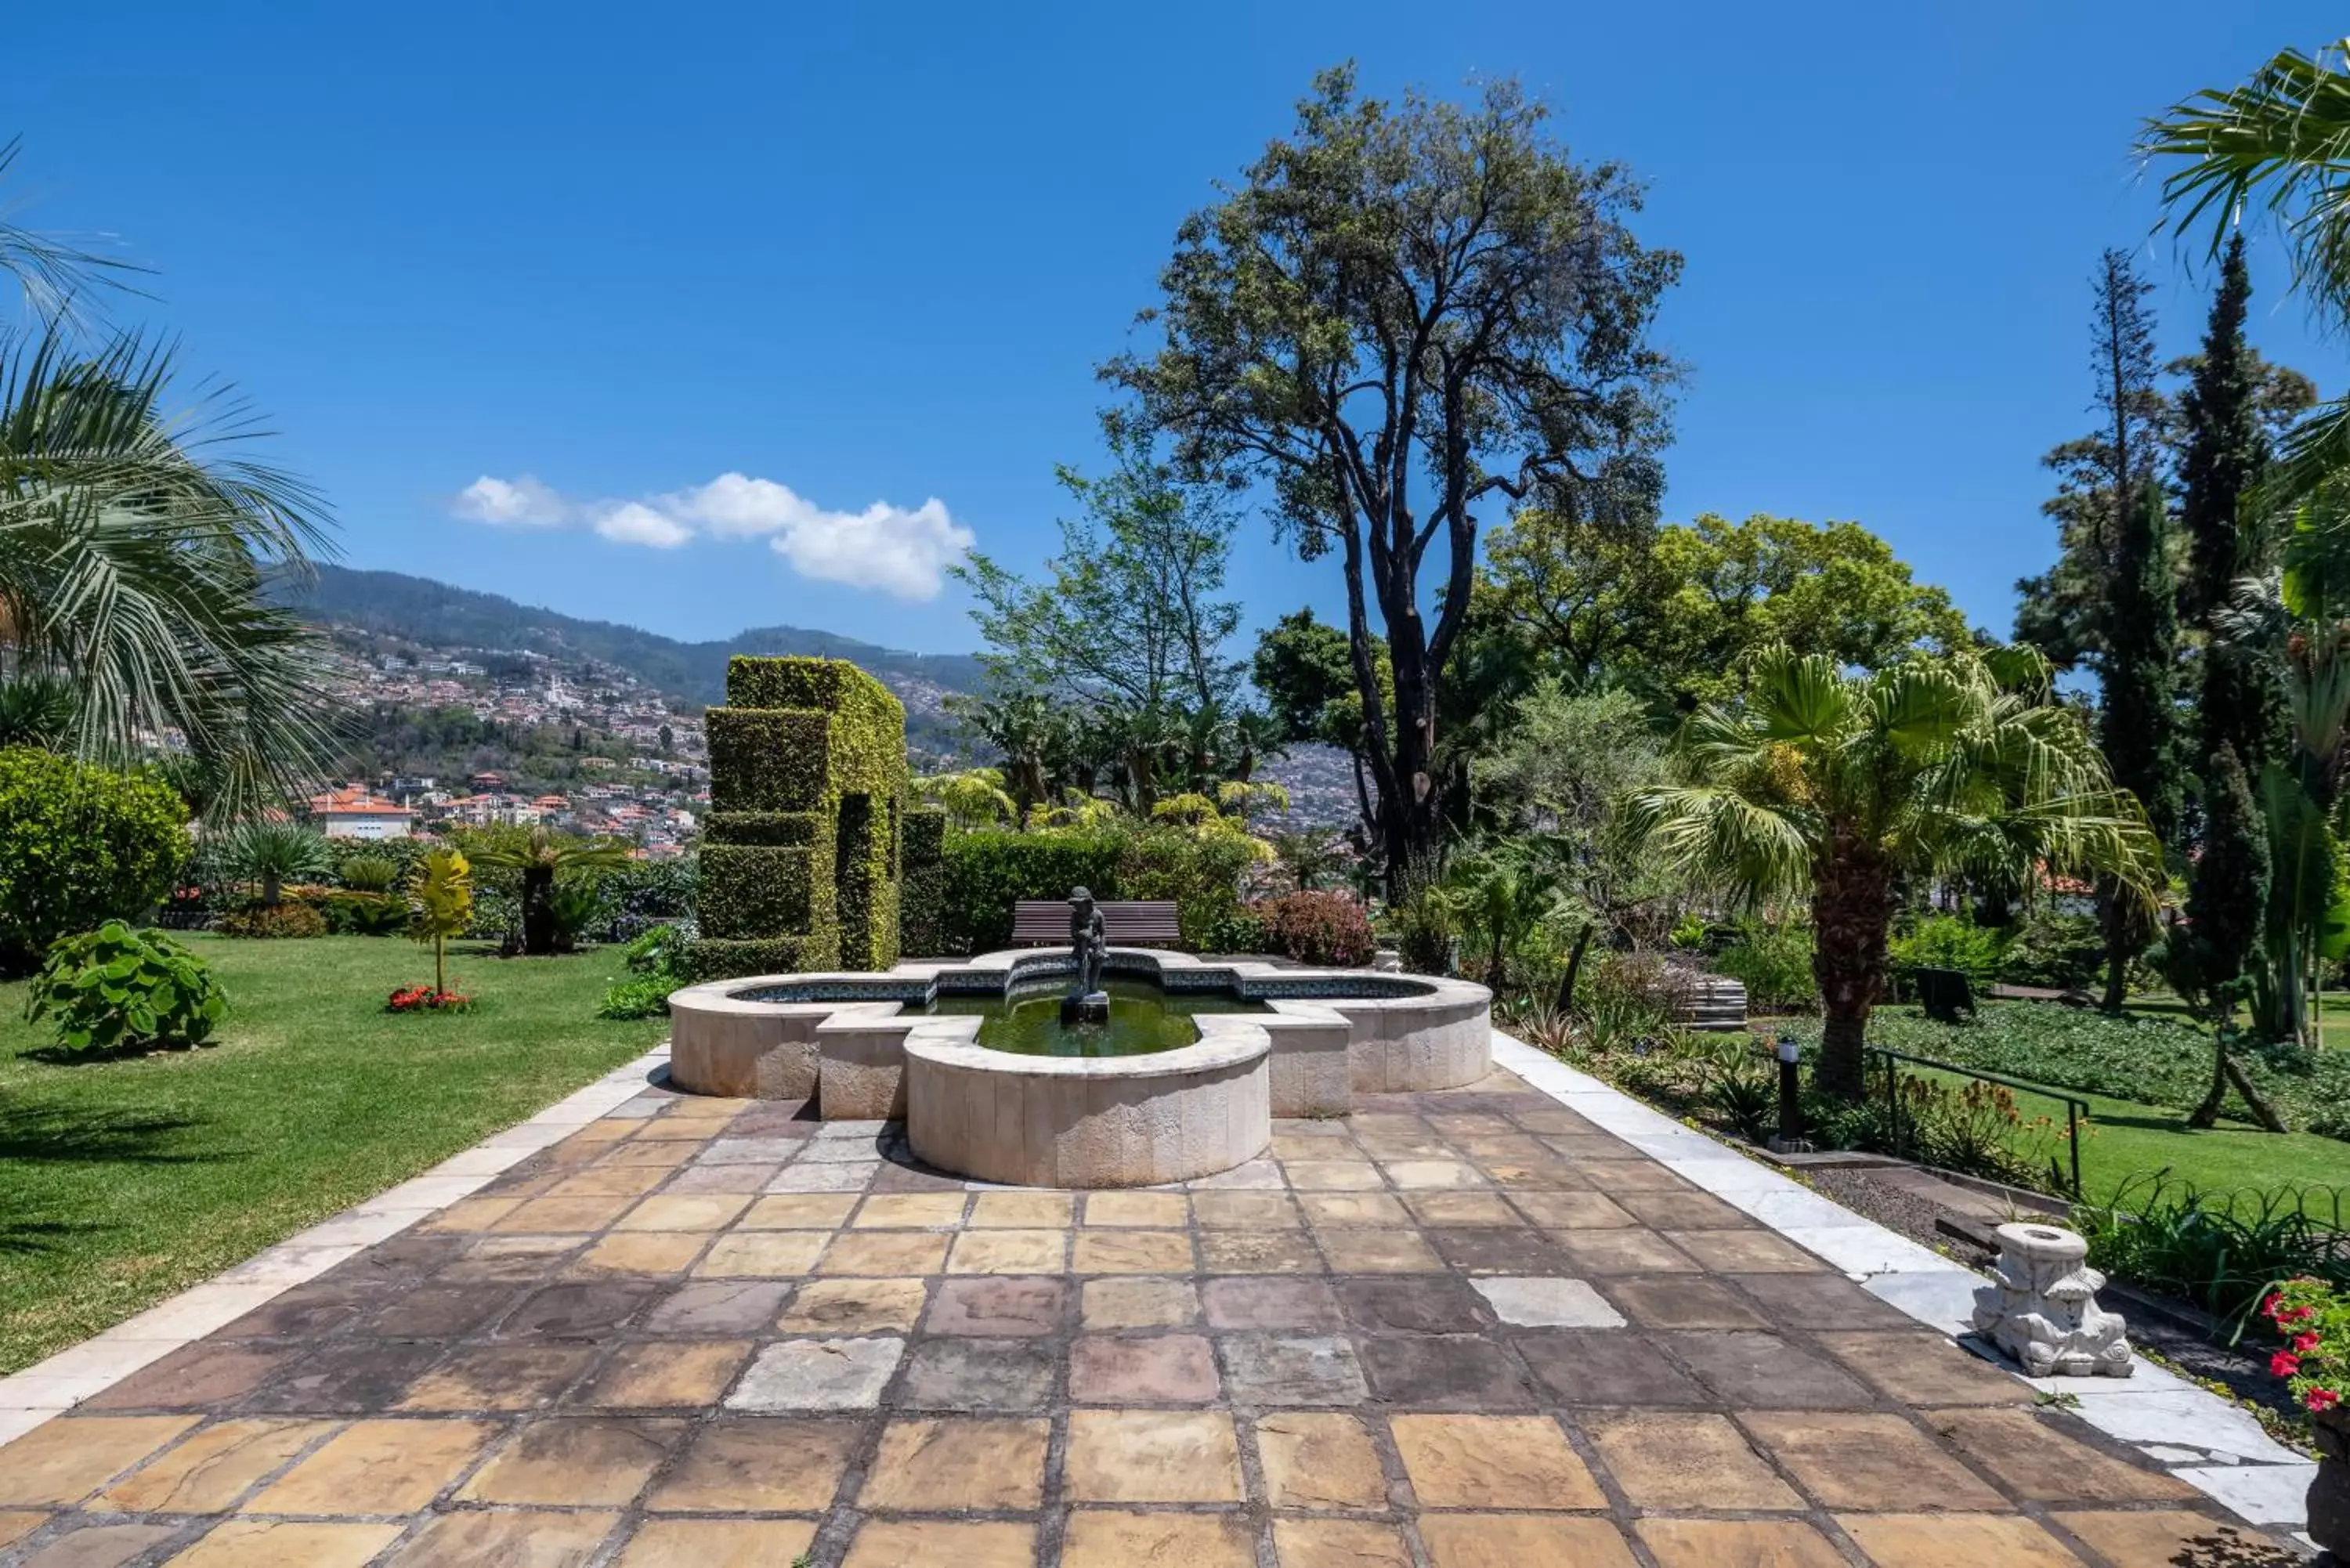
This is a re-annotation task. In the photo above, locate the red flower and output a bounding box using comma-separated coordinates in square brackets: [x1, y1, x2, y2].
[2308, 1388, 2341, 1414]
[2263, 1294, 2287, 1321]
[2294, 1331, 2323, 1353]
[2272, 1351, 2302, 1378]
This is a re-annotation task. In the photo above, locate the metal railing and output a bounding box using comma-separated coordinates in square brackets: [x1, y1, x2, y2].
[1866, 1045, 2089, 1198]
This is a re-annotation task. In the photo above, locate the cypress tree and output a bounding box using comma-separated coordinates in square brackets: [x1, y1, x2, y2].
[2099, 477, 2181, 1009]
[2186, 742, 2273, 1127]
[2178, 233, 2280, 769]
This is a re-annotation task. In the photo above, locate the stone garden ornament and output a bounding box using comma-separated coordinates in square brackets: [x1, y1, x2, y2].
[1061, 887, 1110, 1026]
[1971, 1222, 2134, 1378]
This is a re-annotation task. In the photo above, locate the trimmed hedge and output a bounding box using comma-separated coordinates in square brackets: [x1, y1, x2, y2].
[899, 808, 948, 956]
[0, 748, 191, 977]
[685, 657, 908, 981]
[938, 831, 1126, 955]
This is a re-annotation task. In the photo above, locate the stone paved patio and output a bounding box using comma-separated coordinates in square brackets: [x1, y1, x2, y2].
[0, 1066, 2307, 1566]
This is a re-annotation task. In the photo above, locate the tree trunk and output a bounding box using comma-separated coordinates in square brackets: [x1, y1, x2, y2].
[1555, 923, 1594, 1013]
[1810, 838, 1897, 1101]
[2189, 1031, 2232, 1129]
[521, 865, 555, 956]
[2098, 876, 2148, 1012]
[2225, 1054, 2289, 1133]
[262, 873, 284, 907]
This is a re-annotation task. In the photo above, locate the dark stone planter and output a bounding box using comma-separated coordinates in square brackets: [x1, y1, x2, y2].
[2313, 1409, 2349, 1556]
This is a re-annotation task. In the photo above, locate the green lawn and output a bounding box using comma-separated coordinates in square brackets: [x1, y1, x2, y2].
[0, 935, 667, 1373]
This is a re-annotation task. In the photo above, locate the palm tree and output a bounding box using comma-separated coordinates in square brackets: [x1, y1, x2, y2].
[2142, 38, 2350, 514]
[0, 143, 342, 817]
[1628, 646, 2162, 1099]
[1443, 850, 1569, 997]
[466, 825, 631, 956]
[213, 820, 332, 907]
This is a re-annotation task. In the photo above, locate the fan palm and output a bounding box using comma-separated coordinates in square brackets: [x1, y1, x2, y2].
[1442, 850, 1570, 997]
[212, 820, 332, 907]
[2142, 38, 2350, 513]
[466, 825, 631, 956]
[1627, 646, 2162, 1099]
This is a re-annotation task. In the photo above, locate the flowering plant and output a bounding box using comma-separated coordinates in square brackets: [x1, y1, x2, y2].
[388, 985, 472, 1013]
[2261, 1277, 2346, 1417]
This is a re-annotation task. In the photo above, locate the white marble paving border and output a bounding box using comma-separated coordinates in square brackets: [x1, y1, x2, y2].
[0, 1045, 672, 1448]
[1488, 1030, 2319, 1537]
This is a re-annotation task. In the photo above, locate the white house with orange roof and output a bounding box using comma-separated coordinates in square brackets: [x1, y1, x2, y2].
[306, 786, 417, 840]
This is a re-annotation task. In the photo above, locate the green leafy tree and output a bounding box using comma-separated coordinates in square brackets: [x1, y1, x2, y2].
[1109, 65, 1680, 893]
[2096, 479, 2182, 1008]
[0, 746, 190, 976]
[1629, 646, 2161, 1099]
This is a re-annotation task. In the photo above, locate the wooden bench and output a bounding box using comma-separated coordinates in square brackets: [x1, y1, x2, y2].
[1010, 900, 1183, 948]
[1907, 965, 1977, 1023]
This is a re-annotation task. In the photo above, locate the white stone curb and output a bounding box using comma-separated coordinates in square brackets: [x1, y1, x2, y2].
[0, 1044, 672, 1445]
[1488, 1030, 2319, 1539]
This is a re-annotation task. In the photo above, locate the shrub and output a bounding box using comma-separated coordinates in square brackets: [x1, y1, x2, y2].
[211, 821, 334, 906]
[1392, 888, 1455, 976]
[597, 971, 678, 1020]
[321, 890, 410, 936]
[214, 901, 328, 938]
[1710, 920, 1817, 1010]
[1578, 950, 1687, 1049]
[940, 830, 1126, 953]
[0, 749, 190, 977]
[1117, 825, 1265, 950]
[2077, 1172, 2350, 1324]
[1998, 910, 2106, 991]
[336, 855, 402, 894]
[1891, 912, 2008, 988]
[24, 920, 226, 1053]
[1198, 903, 1270, 956]
[2261, 1279, 2348, 1418]
[1256, 891, 1377, 967]
[899, 809, 949, 956]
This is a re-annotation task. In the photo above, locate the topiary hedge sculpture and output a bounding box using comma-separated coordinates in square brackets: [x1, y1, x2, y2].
[681, 657, 909, 982]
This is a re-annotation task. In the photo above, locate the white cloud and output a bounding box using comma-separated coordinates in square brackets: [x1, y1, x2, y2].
[447, 469, 971, 599]
[451, 474, 566, 526]
[591, 501, 695, 549]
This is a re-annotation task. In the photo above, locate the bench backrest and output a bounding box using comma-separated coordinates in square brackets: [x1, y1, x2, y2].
[1909, 964, 1977, 1022]
[1010, 900, 1183, 948]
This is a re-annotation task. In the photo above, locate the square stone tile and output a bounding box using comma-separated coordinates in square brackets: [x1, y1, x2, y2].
[1472, 1276, 1625, 1328]
[728, 1337, 906, 1410]
[643, 1280, 791, 1335]
[496, 1194, 637, 1232]
[1555, 1229, 1698, 1274]
[1064, 1410, 1244, 1502]
[852, 1192, 967, 1228]
[212, 1281, 378, 1339]
[0, 1515, 42, 1552]
[1509, 1191, 1636, 1229]
[1318, 1230, 1444, 1272]
[799, 1133, 885, 1162]
[1191, 1190, 1301, 1230]
[1515, 1330, 1716, 1407]
[597, 1139, 697, 1168]
[457, 1415, 682, 1505]
[1428, 1227, 1574, 1274]
[1285, 1159, 1387, 1190]
[1085, 1190, 1191, 1227]
[1199, 1231, 1325, 1274]
[1074, 1229, 1195, 1274]
[1665, 1331, 1878, 1408]
[895, 1337, 1057, 1411]
[421, 1194, 522, 1232]
[1301, 1192, 1412, 1229]
[244, 1418, 496, 1513]
[1071, 1333, 1221, 1402]
[694, 1230, 829, 1278]
[925, 1276, 1067, 1335]
[1381, 1159, 1489, 1190]
[765, 1161, 879, 1192]
[858, 1417, 1050, 1510]
[1635, 1518, 1849, 1568]
[700, 1136, 801, 1165]
[16, 1520, 178, 1564]
[1187, 1155, 1286, 1190]
[645, 1416, 860, 1510]
[1359, 1336, 1535, 1409]
[615, 1518, 819, 1567]
[968, 1190, 1074, 1227]
[496, 1278, 664, 1339]
[384, 1508, 618, 1564]
[658, 1162, 779, 1194]
[778, 1277, 929, 1334]
[1576, 1160, 1694, 1193]
[549, 1165, 671, 1198]
[1726, 1270, 1916, 1328]
[1923, 1406, 2194, 1503]
[947, 1228, 1068, 1274]
[2051, 1509, 2301, 1568]
[1602, 1275, 1770, 1331]
[1613, 1189, 1752, 1229]
[1583, 1411, 1802, 1508]
[841, 1521, 1035, 1568]
[573, 1233, 707, 1276]
[818, 1231, 949, 1276]
[81, 1343, 295, 1411]
[169, 1519, 403, 1567]
[1390, 1414, 1603, 1508]
[1662, 1227, 1827, 1273]
[1335, 1275, 1488, 1335]
[1813, 1333, 2033, 1406]
[93, 1417, 327, 1512]
[741, 1193, 859, 1228]
[1061, 1511, 1254, 1566]
[1419, 1516, 1638, 1567]
[615, 1194, 752, 1233]
[1835, 1513, 2085, 1567]
[1405, 1191, 1521, 1227]
[1083, 1276, 1201, 1328]
[579, 1339, 751, 1407]
[240, 1340, 446, 1414]
[1271, 1519, 1412, 1567]
[1202, 1276, 1342, 1331]
[397, 1345, 598, 1411]
[1220, 1334, 1368, 1405]
[1255, 1411, 1387, 1509]
[1740, 1410, 2007, 1511]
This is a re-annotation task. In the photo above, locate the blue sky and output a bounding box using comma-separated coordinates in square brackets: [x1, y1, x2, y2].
[11, 3, 2345, 655]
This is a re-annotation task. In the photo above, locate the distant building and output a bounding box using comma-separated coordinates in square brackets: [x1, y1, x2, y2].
[307, 786, 416, 840]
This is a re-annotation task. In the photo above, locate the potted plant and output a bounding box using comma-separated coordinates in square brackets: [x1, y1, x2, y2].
[2262, 1278, 2348, 1553]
